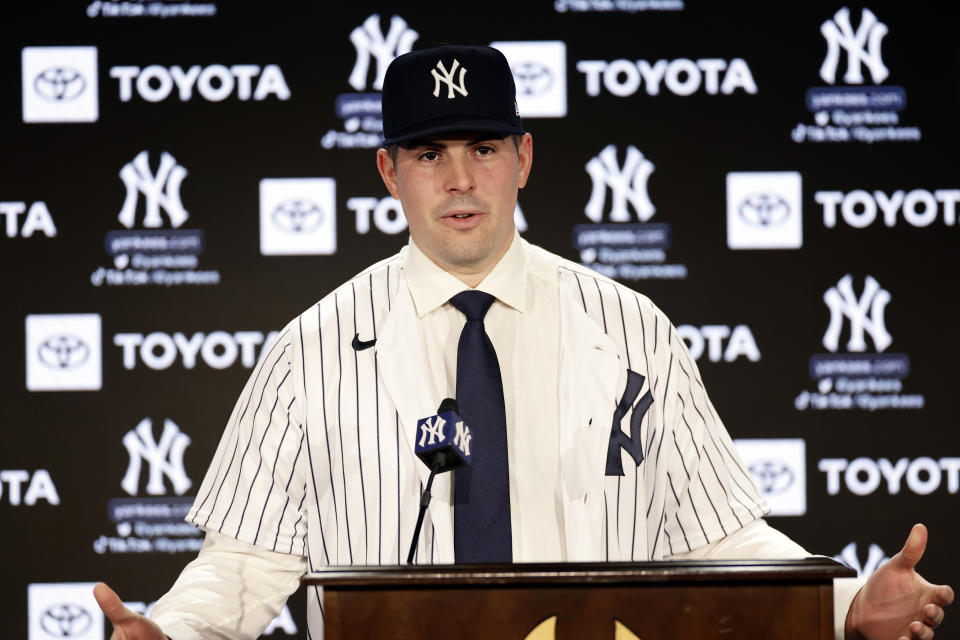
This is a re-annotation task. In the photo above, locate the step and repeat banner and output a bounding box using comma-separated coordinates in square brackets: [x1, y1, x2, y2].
[4, 2, 957, 638]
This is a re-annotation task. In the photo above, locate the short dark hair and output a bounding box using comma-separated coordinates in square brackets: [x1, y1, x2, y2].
[385, 134, 522, 169]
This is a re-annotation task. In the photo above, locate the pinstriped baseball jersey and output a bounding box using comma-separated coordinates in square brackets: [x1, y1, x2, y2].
[185, 238, 768, 637]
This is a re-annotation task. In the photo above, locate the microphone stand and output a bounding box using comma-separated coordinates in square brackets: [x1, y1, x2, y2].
[407, 453, 446, 564]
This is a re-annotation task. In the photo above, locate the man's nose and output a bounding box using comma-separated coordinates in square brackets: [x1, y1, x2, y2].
[444, 155, 475, 193]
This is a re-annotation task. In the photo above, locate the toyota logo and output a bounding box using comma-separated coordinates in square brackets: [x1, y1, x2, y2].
[40, 603, 93, 637]
[748, 460, 795, 494]
[738, 193, 790, 227]
[512, 61, 553, 97]
[34, 67, 87, 102]
[38, 335, 90, 370]
[271, 199, 324, 233]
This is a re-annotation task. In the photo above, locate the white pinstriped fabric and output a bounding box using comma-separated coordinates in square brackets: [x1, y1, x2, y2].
[185, 238, 768, 638]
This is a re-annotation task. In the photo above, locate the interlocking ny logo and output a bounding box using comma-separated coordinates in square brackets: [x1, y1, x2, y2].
[117, 150, 189, 229]
[822, 274, 892, 353]
[348, 14, 419, 91]
[820, 7, 889, 85]
[453, 421, 472, 456]
[585, 145, 655, 223]
[606, 370, 653, 476]
[432, 59, 468, 98]
[34, 67, 86, 101]
[121, 418, 192, 496]
[418, 415, 446, 447]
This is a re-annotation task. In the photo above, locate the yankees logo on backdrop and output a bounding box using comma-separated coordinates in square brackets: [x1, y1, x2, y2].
[822, 274, 891, 353]
[585, 145, 655, 223]
[349, 14, 418, 91]
[820, 7, 888, 85]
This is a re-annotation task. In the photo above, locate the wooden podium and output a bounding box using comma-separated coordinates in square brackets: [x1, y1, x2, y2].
[305, 558, 855, 639]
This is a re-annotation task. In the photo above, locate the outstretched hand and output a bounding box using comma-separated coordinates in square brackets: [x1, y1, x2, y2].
[93, 583, 169, 640]
[845, 523, 954, 640]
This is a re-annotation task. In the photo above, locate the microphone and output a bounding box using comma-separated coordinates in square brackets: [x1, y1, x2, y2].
[415, 397, 472, 472]
[407, 398, 472, 564]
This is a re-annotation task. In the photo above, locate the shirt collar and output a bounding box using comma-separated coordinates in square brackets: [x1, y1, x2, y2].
[404, 230, 528, 317]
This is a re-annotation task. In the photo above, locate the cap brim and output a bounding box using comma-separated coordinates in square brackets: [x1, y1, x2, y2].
[382, 116, 525, 147]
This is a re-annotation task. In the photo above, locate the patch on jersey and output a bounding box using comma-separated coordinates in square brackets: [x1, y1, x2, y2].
[605, 369, 652, 476]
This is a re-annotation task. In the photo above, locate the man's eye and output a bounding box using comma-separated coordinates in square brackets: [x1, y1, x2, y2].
[476, 145, 494, 155]
[419, 151, 439, 161]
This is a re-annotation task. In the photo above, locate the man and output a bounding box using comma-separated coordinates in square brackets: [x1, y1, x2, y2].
[94, 44, 952, 640]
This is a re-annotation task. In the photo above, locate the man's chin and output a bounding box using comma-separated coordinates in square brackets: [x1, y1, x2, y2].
[433, 244, 498, 272]
[440, 252, 491, 271]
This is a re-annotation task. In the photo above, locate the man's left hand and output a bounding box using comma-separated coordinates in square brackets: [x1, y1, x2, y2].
[845, 523, 954, 640]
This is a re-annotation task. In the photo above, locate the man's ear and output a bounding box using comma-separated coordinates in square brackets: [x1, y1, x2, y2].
[517, 133, 533, 189]
[376, 148, 400, 199]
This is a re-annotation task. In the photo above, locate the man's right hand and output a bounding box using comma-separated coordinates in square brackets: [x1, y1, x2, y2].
[93, 583, 169, 640]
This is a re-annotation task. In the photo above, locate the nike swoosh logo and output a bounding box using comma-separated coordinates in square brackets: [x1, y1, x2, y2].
[351, 333, 377, 351]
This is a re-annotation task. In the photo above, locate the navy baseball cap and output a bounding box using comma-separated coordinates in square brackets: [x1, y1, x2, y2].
[381, 44, 525, 147]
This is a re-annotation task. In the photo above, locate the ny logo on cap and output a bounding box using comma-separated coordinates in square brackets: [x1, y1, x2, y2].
[432, 58, 468, 98]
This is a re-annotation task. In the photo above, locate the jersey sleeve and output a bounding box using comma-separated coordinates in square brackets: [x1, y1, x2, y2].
[656, 312, 769, 554]
[185, 320, 310, 556]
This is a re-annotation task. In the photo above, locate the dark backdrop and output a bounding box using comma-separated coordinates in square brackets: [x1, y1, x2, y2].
[4, 2, 957, 638]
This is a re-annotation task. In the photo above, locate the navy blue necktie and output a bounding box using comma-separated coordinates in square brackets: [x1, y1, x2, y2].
[449, 290, 512, 563]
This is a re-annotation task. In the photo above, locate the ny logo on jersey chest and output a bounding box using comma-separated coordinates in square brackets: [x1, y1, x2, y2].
[606, 369, 653, 476]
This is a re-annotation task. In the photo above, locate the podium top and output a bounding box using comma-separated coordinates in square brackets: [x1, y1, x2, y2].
[304, 558, 856, 587]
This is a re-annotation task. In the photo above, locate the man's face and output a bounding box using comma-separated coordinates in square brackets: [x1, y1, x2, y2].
[377, 132, 533, 283]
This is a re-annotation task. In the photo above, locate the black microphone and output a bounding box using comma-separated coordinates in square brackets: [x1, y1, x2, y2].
[407, 398, 472, 564]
